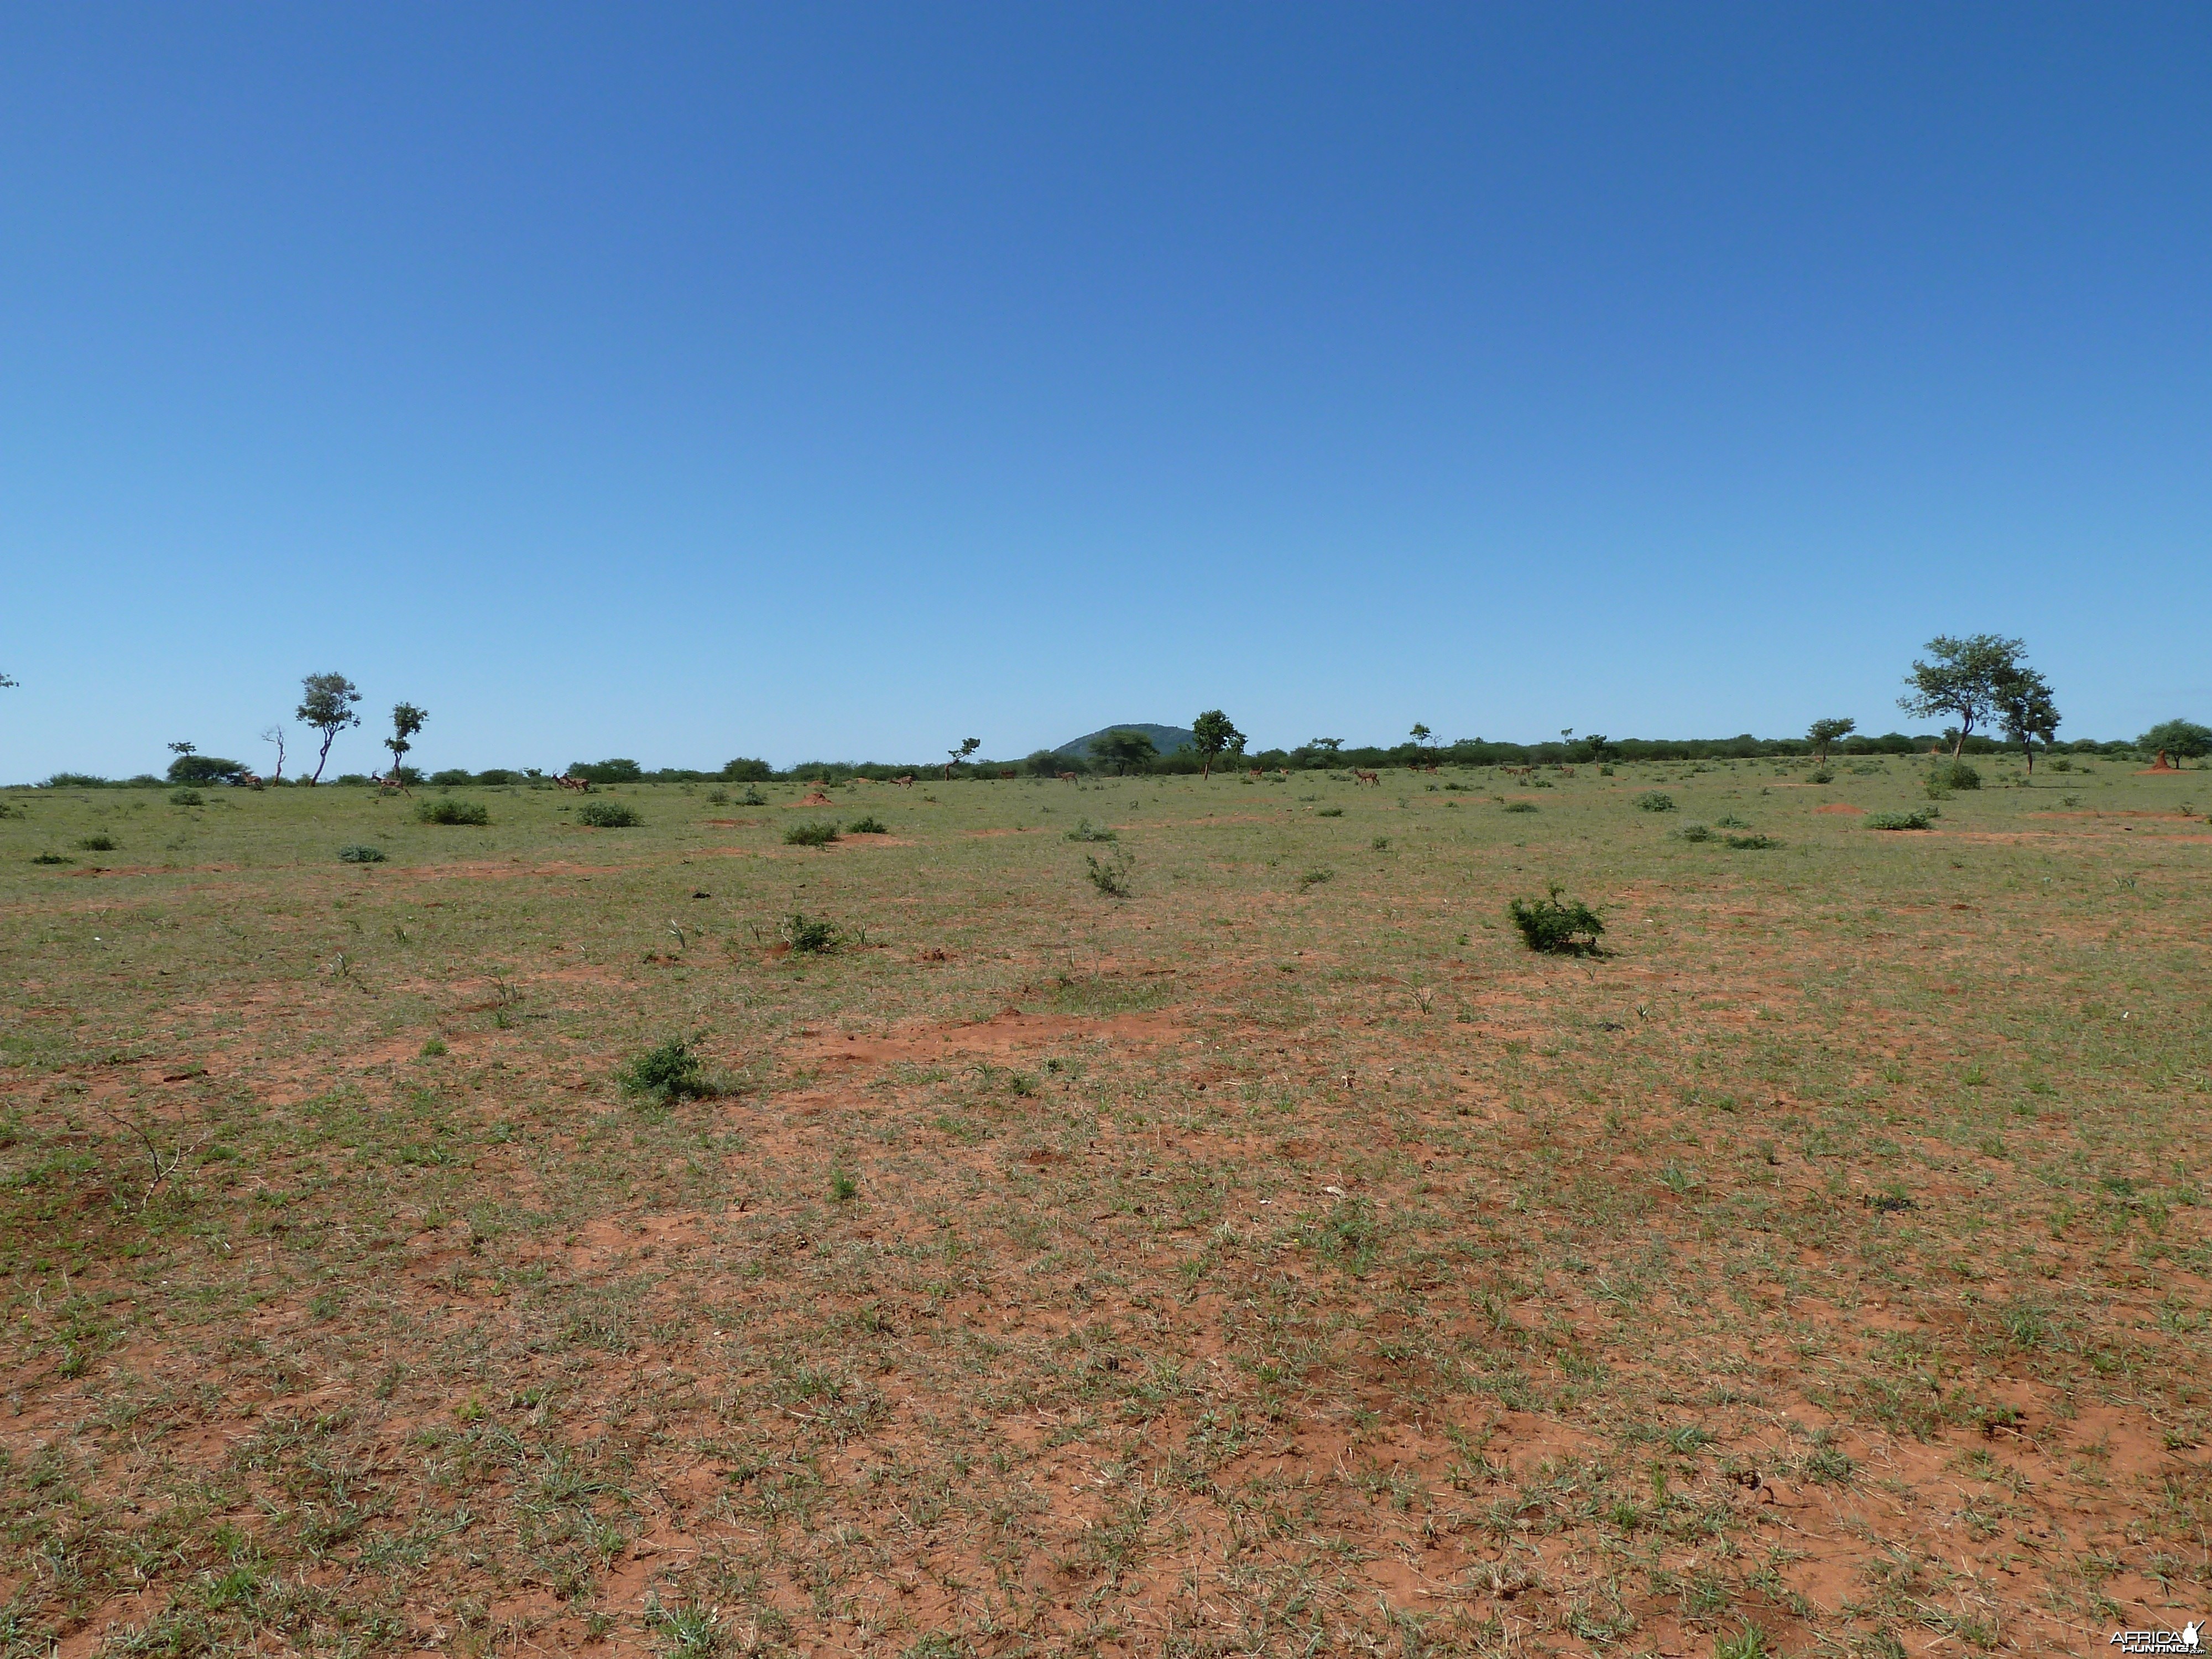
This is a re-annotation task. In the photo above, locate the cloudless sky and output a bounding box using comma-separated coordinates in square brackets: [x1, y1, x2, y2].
[3, 2, 2208, 779]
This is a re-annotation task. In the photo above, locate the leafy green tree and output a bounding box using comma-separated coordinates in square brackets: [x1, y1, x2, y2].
[2138, 718, 2212, 763]
[295, 672, 362, 783]
[384, 703, 427, 780]
[943, 737, 980, 779]
[1190, 709, 1246, 779]
[1808, 717, 1856, 764]
[1091, 729, 1158, 775]
[1900, 635, 2025, 758]
[1992, 665, 2060, 774]
[1409, 722, 1433, 748]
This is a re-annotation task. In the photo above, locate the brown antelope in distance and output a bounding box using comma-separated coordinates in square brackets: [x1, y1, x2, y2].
[892, 774, 915, 788]
[554, 775, 592, 792]
[378, 774, 411, 796]
[1057, 771, 1078, 782]
[1249, 767, 1265, 779]
[1353, 769, 1380, 786]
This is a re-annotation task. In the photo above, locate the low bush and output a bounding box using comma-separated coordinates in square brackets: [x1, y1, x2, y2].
[1673, 822, 1715, 842]
[337, 844, 387, 863]
[1507, 886, 1604, 954]
[737, 785, 768, 806]
[1634, 791, 1676, 812]
[1065, 818, 1117, 842]
[1715, 813, 1751, 828]
[1298, 867, 1334, 890]
[168, 788, 204, 806]
[785, 821, 840, 847]
[428, 769, 473, 787]
[418, 799, 490, 826]
[576, 801, 642, 828]
[1927, 759, 1981, 796]
[618, 1037, 714, 1102]
[1501, 800, 1538, 813]
[1316, 806, 1343, 817]
[1725, 832, 1782, 849]
[1867, 808, 1938, 831]
[30, 852, 73, 865]
[76, 834, 117, 852]
[1084, 850, 1133, 898]
[846, 815, 888, 834]
[780, 912, 840, 953]
[1808, 768, 1835, 785]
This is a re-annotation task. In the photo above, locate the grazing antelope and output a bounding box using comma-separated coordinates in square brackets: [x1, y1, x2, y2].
[555, 774, 592, 792]
[893, 774, 915, 788]
[1001, 769, 1017, 779]
[1057, 771, 1078, 782]
[1250, 768, 1265, 780]
[1353, 769, 1380, 786]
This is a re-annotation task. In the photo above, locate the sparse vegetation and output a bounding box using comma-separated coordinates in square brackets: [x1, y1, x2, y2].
[337, 843, 387, 862]
[1635, 791, 1677, 812]
[780, 911, 841, 952]
[617, 1036, 714, 1101]
[785, 820, 841, 847]
[1867, 808, 1938, 831]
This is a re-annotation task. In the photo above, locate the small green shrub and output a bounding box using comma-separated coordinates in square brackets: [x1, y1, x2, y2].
[1808, 767, 1835, 784]
[1501, 800, 1538, 813]
[169, 788, 204, 806]
[1725, 832, 1781, 849]
[1316, 806, 1343, 817]
[337, 844, 387, 863]
[737, 785, 767, 806]
[428, 768, 472, 787]
[1065, 818, 1117, 842]
[1673, 822, 1715, 842]
[1298, 867, 1334, 890]
[76, 833, 117, 852]
[785, 821, 840, 847]
[781, 912, 840, 953]
[576, 801, 641, 828]
[1507, 886, 1604, 954]
[1927, 759, 1980, 796]
[31, 852, 73, 865]
[419, 1037, 448, 1058]
[618, 1037, 713, 1101]
[1370, 835, 1390, 850]
[830, 1169, 859, 1203]
[846, 815, 888, 834]
[1867, 808, 1938, 831]
[417, 799, 490, 826]
[1714, 813, 1751, 828]
[1634, 791, 1676, 812]
[1084, 850, 1133, 898]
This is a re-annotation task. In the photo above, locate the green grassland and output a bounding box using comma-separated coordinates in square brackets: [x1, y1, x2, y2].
[0, 757, 2206, 1656]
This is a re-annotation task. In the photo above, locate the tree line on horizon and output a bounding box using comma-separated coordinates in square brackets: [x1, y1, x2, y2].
[8, 647, 2212, 789]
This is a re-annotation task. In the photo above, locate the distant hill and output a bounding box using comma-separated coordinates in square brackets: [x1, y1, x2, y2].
[1052, 723, 1196, 759]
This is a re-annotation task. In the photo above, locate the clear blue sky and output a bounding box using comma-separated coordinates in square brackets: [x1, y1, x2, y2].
[3, 3, 2207, 779]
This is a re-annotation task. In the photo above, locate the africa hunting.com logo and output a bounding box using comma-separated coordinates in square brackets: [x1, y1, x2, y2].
[2110, 1623, 2201, 1655]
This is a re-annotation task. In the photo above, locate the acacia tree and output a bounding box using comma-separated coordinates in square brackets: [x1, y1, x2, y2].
[1091, 729, 1158, 775]
[1409, 722, 1433, 748]
[384, 703, 427, 780]
[1190, 709, 1246, 779]
[296, 672, 362, 783]
[1900, 635, 2026, 758]
[2138, 719, 2212, 765]
[1993, 665, 2059, 774]
[943, 737, 980, 779]
[1808, 717, 1856, 765]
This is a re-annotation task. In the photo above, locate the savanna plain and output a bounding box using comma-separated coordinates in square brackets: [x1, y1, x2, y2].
[2, 758, 2207, 1658]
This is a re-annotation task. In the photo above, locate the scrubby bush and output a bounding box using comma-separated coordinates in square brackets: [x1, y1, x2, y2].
[338, 844, 387, 862]
[846, 815, 888, 834]
[567, 758, 643, 784]
[738, 785, 767, 806]
[473, 769, 520, 785]
[417, 799, 490, 826]
[1927, 760, 1980, 796]
[780, 912, 840, 953]
[1673, 822, 1715, 842]
[1507, 886, 1604, 954]
[1316, 806, 1343, 817]
[76, 834, 116, 852]
[719, 757, 774, 782]
[576, 801, 641, 828]
[166, 754, 247, 786]
[1084, 849, 1133, 897]
[428, 769, 473, 787]
[168, 788, 204, 806]
[1715, 813, 1751, 828]
[30, 852, 73, 865]
[1634, 791, 1676, 812]
[785, 821, 840, 847]
[1501, 800, 1538, 814]
[1065, 818, 1117, 842]
[1725, 832, 1782, 849]
[1867, 808, 1938, 831]
[1808, 768, 1835, 784]
[618, 1037, 713, 1101]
